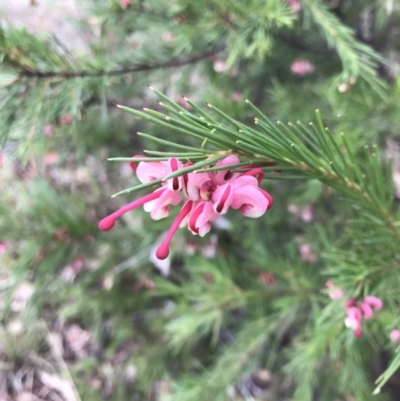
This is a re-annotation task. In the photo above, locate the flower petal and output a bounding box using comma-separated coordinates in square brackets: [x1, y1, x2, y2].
[363, 296, 383, 310]
[143, 189, 181, 220]
[188, 201, 219, 236]
[346, 306, 363, 338]
[136, 161, 167, 183]
[197, 202, 219, 237]
[230, 186, 268, 218]
[230, 175, 259, 188]
[185, 172, 211, 201]
[166, 158, 184, 191]
[210, 156, 240, 185]
[360, 302, 374, 319]
[212, 184, 234, 214]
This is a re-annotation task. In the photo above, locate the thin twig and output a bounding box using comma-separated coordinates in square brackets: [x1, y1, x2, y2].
[18, 43, 225, 80]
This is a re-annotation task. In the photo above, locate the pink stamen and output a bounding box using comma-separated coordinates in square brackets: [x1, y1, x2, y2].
[189, 202, 206, 234]
[258, 188, 274, 210]
[156, 201, 193, 259]
[240, 168, 264, 183]
[99, 189, 165, 231]
[215, 186, 231, 213]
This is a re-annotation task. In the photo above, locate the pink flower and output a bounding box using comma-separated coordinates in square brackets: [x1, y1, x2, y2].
[163, 32, 174, 42]
[299, 243, 317, 263]
[213, 59, 228, 73]
[330, 288, 344, 300]
[54, 228, 69, 241]
[189, 201, 219, 237]
[290, 59, 315, 76]
[345, 306, 363, 338]
[135, 159, 167, 182]
[300, 204, 313, 222]
[43, 152, 59, 165]
[259, 272, 276, 286]
[187, 164, 272, 237]
[44, 124, 53, 136]
[60, 114, 73, 125]
[288, 203, 313, 222]
[177, 97, 191, 110]
[100, 156, 274, 259]
[120, 0, 131, 8]
[212, 175, 267, 216]
[344, 295, 383, 338]
[287, 0, 301, 12]
[390, 330, 400, 345]
[144, 188, 182, 220]
[325, 280, 344, 299]
[363, 295, 383, 311]
[231, 92, 243, 102]
[0, 240, 11, 253]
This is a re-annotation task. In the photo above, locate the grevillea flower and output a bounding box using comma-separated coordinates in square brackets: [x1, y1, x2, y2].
[44, 124, 53, 136]
[287, 0, 301, 12]
[99, 156, 273, 259]
[299, 243, 317, 263]
[0, 240, 11, 253]
[390, 329, 400, 345]
[120, 0, 131, 9]
[345, 306, 363, 338]
[290, 59, 315, 76]
[362, 295, 383, 312]
[344, 296, 383, 338]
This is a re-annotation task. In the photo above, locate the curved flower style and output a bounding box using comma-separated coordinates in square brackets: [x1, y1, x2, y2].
[99, 156, 274, 259]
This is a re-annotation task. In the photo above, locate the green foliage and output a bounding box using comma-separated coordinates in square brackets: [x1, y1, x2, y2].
[2, 1, 400, 400]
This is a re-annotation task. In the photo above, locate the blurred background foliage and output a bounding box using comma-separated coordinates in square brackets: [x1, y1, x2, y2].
[1, 0, 400, 400]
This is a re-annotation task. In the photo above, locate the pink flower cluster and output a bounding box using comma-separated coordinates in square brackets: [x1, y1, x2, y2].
[99, 156, 273, 259]
[345, 296, 383, 338]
